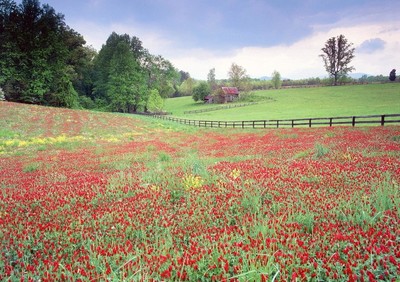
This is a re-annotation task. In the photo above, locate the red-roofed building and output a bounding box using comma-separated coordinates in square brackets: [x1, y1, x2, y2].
[218, 87, 239, 103]
[203, 86, 240, 104]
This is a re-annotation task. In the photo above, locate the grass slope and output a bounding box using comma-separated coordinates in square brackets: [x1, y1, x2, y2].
[1, 102, 400, 281]
[165, 83, 400, 121]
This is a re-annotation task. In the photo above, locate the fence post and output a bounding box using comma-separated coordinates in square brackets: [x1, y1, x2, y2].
[242, 121, 244, 128]
[381, 115, 385, 126]
[291, 120, 294, 128]
[352, 116, 356, 127]
[264, 120, 266, 128]
[309, 119, 312, 128]
[276, 120, 279, 128]
[329, 118, 333, 127]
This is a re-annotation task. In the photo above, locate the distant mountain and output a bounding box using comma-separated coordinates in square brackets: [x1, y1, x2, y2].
[258, 76, 272, 81]
[348, 73, 370, 79]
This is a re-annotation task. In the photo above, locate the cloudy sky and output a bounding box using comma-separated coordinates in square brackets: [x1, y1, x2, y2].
[37, 0, 400, 79]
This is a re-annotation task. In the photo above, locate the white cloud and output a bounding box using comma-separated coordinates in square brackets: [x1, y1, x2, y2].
[170, 21, 400, 79]
[71, 18, 400, 80]
[71, 20, 174, 55]
[70, 21, 109, 50]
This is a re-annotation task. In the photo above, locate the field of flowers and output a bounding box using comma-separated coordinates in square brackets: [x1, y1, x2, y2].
[1, 101, 399, 281]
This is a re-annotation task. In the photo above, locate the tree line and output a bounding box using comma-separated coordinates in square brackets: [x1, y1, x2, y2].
[0, 0, 179, 112]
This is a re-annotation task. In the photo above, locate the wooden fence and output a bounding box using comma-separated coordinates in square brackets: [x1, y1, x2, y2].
[184, 102, 258, 114]
[153, 114, 400, 129]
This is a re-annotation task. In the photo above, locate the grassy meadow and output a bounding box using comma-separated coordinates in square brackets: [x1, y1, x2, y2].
[1, 99, 400, 281]
[165, 83, 400, 120]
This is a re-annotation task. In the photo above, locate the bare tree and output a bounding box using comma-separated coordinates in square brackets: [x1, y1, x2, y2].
[207, 68, 217, 92]
[320, 34, 355, 86]
[228, 63, 248, 90]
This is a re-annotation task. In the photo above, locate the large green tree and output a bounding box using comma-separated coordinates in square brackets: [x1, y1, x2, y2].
[93, 32, 177, 112]
[93, 33, 147, 111]
[142, 53, 178, 99]
[106, 41, 147, 112]
[192, 81, 210, 102]
[93, 32, 145, 102]
[320, 34, 355, 86]
[0, 0, 86, 107]
[179, 77, 195, 97]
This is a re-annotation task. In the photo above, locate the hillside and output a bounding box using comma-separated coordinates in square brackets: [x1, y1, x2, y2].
[1, 102, 399, 281]
[165, 83, 400, 120]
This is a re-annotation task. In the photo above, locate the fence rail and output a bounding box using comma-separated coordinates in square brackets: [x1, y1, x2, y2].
[184, 102, 259, 114]
[153, 114, 400, 129]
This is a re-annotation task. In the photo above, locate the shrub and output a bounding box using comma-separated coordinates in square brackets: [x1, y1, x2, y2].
[192, 82, 210, 102]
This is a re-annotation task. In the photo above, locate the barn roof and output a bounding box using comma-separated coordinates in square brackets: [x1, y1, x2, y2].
[221, 87, 239, 95]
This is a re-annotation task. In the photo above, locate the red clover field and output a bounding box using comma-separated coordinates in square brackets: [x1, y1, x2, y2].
[1, 102, 399, 281]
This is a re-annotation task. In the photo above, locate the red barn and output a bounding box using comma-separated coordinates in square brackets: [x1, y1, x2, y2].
[204, 87, 240, 104]
[219, 87, 239, 103]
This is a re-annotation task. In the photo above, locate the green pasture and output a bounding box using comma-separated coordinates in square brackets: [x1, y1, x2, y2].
[164, 83, 400, 121]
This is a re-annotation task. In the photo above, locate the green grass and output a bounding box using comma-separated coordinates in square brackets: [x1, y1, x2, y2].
[23, 162, 41, 173]
[0, 129, 17, 139]
[164, 83, 400, 120]
[336, 174, 400, 228]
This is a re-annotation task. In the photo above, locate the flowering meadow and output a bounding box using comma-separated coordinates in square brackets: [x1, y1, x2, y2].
[1, 101, 399, 281]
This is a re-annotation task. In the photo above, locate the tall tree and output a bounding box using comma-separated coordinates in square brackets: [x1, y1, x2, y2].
[320, 34, 355, 86]
[93, 33, 177, 111]
[207, 68, 217, 92]
[271, 70, 282, 89]
[93, 33, 146, 109]
[179, 77, 195, 97]
[93, 32, 143, 101]
[0, 0, 85, 106]
[106, 41, 147, 112]
[142, 53, 178, 99]
[228, 63, 248, 90]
